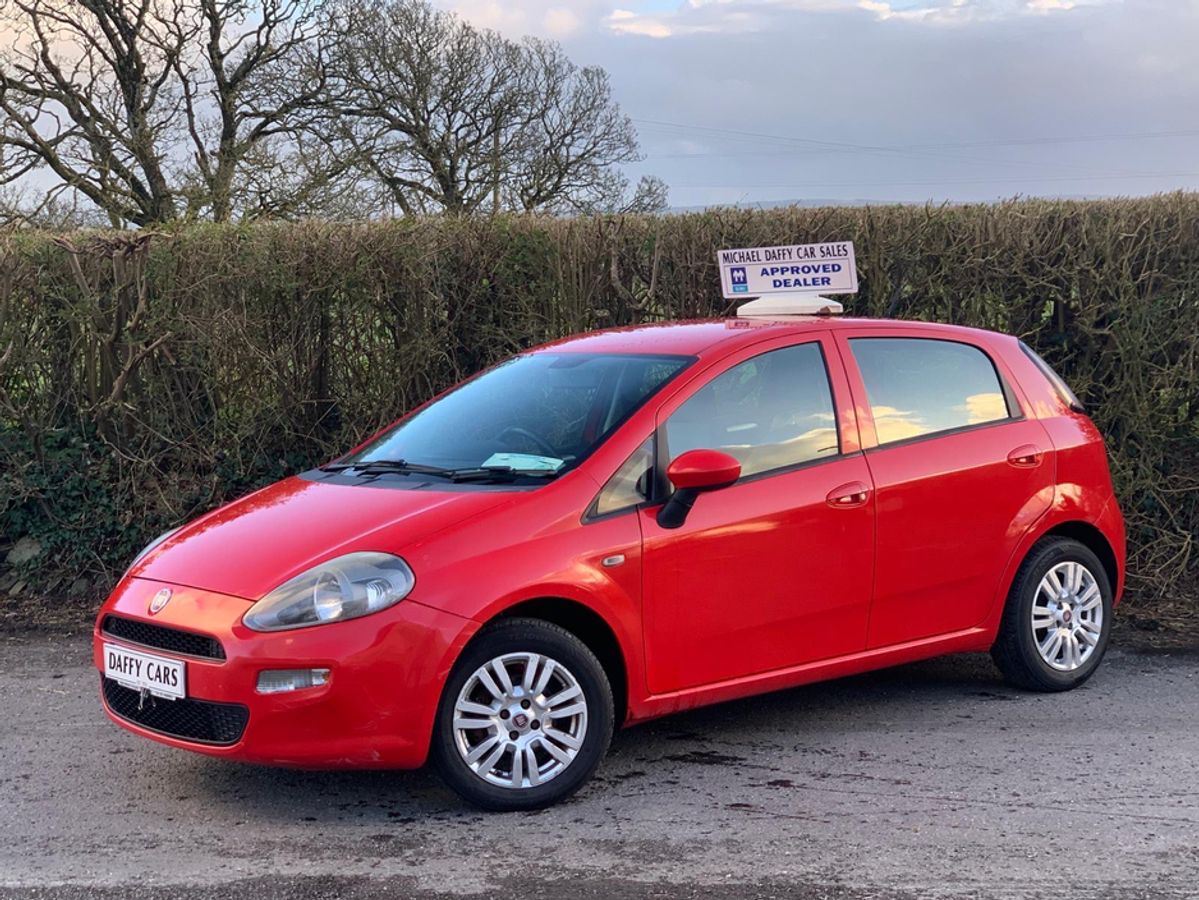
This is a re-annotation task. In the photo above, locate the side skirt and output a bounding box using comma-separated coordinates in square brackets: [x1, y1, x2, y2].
[627, 626, 992, 723]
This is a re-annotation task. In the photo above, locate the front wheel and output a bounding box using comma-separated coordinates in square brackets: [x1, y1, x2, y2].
[991, 537, 1113, 692]
[431, 618, 614, 811]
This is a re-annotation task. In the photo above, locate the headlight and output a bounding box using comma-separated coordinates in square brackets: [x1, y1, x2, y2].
[243, 552, 415, 632]
[123, 527, 181, 578]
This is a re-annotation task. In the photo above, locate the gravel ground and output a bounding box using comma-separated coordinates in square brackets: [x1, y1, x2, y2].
[1, 632, 1196, 900]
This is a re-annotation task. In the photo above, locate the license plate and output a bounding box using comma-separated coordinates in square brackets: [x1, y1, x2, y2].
[103, 643, 186, 700]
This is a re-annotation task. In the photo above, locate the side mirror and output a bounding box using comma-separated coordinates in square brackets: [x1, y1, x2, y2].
[656, 449, 741, 529]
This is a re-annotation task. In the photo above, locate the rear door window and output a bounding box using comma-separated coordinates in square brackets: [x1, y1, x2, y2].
[849, 337, 1013, 446]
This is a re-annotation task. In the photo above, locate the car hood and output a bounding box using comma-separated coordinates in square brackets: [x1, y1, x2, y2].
[131, 475, 515, 600]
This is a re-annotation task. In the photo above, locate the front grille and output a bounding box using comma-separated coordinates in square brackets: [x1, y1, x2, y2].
[101, 615, 225, 661]
[102, 678, 249, 746]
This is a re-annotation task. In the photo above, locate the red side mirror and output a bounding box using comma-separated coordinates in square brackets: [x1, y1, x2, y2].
[666, 449, 741, 492]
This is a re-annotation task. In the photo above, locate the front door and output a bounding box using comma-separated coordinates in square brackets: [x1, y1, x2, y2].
[640, 336, 876, 695]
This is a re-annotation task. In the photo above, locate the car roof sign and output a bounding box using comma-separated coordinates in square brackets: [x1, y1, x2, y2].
[717, 241, 858, 316]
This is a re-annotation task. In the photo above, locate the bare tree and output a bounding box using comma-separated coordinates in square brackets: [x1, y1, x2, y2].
[504, 40, 658, 215]
[0, 0, 665, 223]
[324, 0, 664, 216]
[0, 1, 184, 225]
[618, 174, 670, 215]
[0, 0, 335, 225]
[170, 0, 336, 221]
[0, 181, 109, 227]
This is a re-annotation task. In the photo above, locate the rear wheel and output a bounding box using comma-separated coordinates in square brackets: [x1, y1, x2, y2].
[431, 618, 613, 811]
[991, 537, 1113, 692]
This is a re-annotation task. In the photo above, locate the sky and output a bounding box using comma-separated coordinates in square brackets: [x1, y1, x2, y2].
[439, 0, 1199, 207]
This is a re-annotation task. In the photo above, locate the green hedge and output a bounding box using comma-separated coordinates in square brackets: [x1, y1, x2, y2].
[2, 197, 1198, 605]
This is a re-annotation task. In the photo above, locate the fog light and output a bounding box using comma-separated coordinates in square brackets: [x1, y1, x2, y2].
[256, 668, 331, 694]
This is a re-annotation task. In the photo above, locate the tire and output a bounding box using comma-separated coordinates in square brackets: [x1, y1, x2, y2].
[431, 618, 614, 811]
[991, 537, 1113, 692]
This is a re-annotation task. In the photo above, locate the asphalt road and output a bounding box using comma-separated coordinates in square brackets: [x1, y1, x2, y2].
[1, 632, 1197, 900]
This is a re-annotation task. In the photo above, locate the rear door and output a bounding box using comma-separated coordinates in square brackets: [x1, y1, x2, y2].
[637, 333, 876, 694]
[835, 329, 1054, 649]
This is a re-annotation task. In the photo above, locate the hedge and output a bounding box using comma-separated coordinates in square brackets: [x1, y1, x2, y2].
[2, 196, 1198, 607]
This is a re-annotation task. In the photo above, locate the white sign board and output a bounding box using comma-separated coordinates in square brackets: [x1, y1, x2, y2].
[718, 241, 858, 300]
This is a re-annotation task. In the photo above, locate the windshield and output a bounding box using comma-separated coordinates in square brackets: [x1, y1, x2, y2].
[343, 352, 692, 477]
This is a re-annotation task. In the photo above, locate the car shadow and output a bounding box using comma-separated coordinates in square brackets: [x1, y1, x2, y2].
[167, 651, 1020, 823]
[604, 650, 1013, 766]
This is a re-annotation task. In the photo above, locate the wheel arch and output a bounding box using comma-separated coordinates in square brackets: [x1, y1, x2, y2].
[1039, 520, 1120, 597]
[984, 511, 1124, 640]
[471, 596, 631, 727]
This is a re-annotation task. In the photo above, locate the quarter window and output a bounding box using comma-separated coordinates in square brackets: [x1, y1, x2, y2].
[849, 338, 1012, 445]
[1020, 341, 1084, 412]
[593, 438, 655, 517]
[663, 343, 840, 479]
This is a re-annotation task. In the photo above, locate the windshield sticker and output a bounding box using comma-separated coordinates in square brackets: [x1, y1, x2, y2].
[482, 453, 564, 472]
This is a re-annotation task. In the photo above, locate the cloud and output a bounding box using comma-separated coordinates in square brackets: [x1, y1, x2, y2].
[604, 0, 1124, 35]
[605, 0, 848, 37]
[433, 0, 1199, 207]
[442, 0, 608, 37]
[608, 8, 676, 36]
[543, 6, 583, 35]
[868, 406, 928, 443]
[956, 392, 1009, 424]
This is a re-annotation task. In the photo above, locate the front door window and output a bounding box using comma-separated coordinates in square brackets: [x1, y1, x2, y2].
[663, 342, 840, 479]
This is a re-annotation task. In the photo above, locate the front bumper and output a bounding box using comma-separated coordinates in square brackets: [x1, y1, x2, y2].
[93, 577, 477, 768]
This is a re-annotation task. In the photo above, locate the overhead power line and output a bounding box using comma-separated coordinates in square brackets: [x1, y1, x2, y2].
[633, 118, 1199, 159]
[670, 171, 1199, 190]
[633, 118, 1199, 182]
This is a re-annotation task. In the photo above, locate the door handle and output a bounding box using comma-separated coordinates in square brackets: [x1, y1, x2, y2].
[1007, 444, 1043, 468]
[827, 481, 871, 508]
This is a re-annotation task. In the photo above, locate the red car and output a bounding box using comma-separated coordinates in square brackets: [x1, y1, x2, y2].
[95, 315, 1124, 810]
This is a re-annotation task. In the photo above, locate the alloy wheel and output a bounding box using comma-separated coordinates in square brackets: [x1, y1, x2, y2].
[452, 652, 589, 790]
[1031, 560, 1104, 671]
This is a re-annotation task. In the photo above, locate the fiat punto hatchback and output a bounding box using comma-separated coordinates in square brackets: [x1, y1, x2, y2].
[96, 315, 1124, 809]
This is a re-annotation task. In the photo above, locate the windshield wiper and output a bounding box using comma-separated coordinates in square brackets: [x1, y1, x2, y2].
[318, 459, 559, 484]
[318, 459, 459, 479]
[446, 466, 562, 484]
